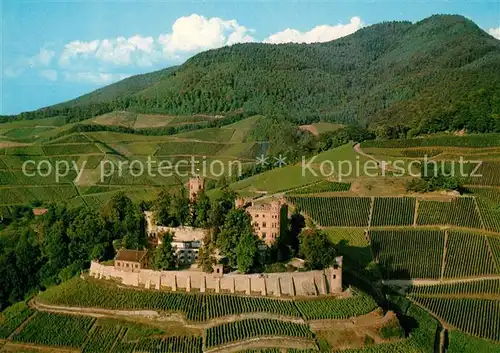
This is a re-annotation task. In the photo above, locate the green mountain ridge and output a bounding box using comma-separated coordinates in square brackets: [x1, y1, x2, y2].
[5, 14, 500, 132]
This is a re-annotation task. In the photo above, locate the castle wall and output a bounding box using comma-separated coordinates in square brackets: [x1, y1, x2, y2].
[89, 261, 341, 297]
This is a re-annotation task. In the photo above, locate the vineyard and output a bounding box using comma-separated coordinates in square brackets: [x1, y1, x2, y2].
[465, 162, 500, 187]
[82, 323, 122, 353]
[295, 291, 378, 320]
[443, 231, 498, 279]
[12, 311, 95, 347]
[370, 198, 416, 227]
[416, 198, 483, 229]
[134, 337, 203, 353]
[154, 141, 227, 156]
[204, 319, 314, 349]
[409, 279, 500, 297]
[288, 181, 351, 195]
[361, 134, 500, 148]
[369, 229, 445, 279]
[37, 277, 378, 322]
[287, 196, 371, 227]
[410, 296, 500, 342]
[0, 302, 32, 339]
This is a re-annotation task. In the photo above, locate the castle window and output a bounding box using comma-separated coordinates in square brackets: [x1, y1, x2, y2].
[262, 222, 266, 227]
[262, 232, 267, 238]
[333, 274, 336, 279]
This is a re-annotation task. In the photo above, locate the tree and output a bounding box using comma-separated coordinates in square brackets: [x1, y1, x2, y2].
[197, 231, 217, 273]
[235, 232, 259, 273]
[216, 208, 254, 269]
[152, 189, 172, 226]
[299, 229, 336, 270]
[154, 231, 177, 270]
[169, 189, 190, 226]
[192, 191, 211, 228]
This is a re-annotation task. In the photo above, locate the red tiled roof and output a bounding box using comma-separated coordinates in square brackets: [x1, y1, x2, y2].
[115, 249, 148, 262]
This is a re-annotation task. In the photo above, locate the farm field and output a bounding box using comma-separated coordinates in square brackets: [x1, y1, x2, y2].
[0, 115, 273, 208]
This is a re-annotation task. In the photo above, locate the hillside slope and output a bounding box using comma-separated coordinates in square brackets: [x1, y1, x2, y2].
[8, 15, 500, 131]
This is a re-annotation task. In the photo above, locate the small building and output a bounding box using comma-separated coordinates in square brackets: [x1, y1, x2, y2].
[236, 198, 288, 246]
[144, 211, 205, 266]
[114, 249, 148, 272]
[188, 176, 205, 202]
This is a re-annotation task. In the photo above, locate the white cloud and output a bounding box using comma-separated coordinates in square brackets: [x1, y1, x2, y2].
[25, 48, 56, 67]
[60, 35, 160, 67]
[56, 14, 255, 68]
[60, 40, 101, 65]
[158, 14, 255, 56]
[264, 16, 364, 44]
[489, 27, 500, 39]
[39, 69, 58, 81]
[62, 71, 130, 85]
[4, 67, 23, 78]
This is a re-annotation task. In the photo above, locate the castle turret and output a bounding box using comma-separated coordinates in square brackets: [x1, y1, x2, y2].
[188, 177, 205, 202]
[327, 256, 343, 294]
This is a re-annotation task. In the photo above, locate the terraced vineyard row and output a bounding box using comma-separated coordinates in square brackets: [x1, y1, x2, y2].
[12, 311, 95, 347]
[410, 296, 500, 342]
[205, 319, 313, 349]
[289, 181, 351, 194]
[0, 302, 33, 339]
[287, 196, 371, 227]
[370, 229, 445, 279]
[38, 278, 375, 322]
[134, 337, 203, 353]
[371, 197, 416, 226]
[370, 229, 500, 280]
[409, 279, 500, 296]
[361, 134, 500, 148]
[416, 198, 483, 229]
[82, 324, 122, 353]
[295, 291, 378, 320]
[466, 162, 500, 186]
[289, 195, 499, 231]
[443, 231, 498, 279]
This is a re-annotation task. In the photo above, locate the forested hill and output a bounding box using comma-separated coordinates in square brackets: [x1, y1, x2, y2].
[7, 14, 500, 133]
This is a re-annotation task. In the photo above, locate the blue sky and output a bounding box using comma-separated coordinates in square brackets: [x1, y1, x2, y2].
[1, 0, 499, 115]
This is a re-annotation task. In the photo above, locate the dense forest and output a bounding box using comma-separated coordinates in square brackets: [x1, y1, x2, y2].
[2, 15, 499, 136]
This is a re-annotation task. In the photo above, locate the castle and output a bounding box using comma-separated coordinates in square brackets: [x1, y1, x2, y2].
[188, 176, 205, 201]
[93, 255, 343, 297]
[144, 210, 205, 265]
[236, 198, 288, 245]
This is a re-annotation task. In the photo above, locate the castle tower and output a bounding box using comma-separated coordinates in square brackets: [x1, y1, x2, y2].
[188, 177, 205, 202]
[327, 256, 343, 294]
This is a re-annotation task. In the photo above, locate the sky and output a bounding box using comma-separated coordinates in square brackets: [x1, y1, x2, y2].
[1, 0, 499, 115]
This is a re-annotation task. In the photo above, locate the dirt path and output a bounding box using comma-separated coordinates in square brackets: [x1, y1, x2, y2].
[353, 143, 393, 171]
[308, 309, 388, 331]
[204, 336, 317, 353]
[382, 275, 500, 287]
[0, 342, 79, 353]
[31, 300, 305, 329]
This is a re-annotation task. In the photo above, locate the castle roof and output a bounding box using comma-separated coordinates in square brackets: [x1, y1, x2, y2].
[115, 249, 148, 263]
